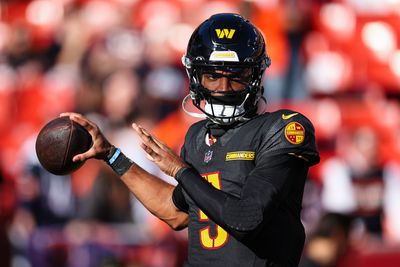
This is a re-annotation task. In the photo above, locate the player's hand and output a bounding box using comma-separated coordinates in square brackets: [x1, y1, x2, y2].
[132, 123, 188, 177]
[60, 112, 113, 162]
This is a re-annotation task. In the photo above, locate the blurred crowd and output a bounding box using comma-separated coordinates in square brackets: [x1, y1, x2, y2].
[1, 0, 400, 267]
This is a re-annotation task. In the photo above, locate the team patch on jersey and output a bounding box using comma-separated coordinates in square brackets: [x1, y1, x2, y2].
[285, 122, 305, 145]
[226, 151, 255, 161]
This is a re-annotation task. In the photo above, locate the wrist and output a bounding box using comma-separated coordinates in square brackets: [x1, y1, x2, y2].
[105, 147, 134, 176]
[174, 166, 191, 182]
[104, 145, 117, 162]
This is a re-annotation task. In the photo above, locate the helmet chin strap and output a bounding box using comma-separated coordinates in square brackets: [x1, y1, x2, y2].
[182, 94, 207, 119]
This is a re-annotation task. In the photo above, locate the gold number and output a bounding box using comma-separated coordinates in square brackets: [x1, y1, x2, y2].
[199, 172, 229, 249]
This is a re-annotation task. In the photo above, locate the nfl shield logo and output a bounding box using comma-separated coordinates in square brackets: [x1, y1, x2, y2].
[204, 150, 213, 163]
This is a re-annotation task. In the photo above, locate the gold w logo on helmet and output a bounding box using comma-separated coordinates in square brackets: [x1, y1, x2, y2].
[215, 29, 236, 39]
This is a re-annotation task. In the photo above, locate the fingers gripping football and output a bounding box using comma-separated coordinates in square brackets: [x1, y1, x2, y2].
[60, 112, 112, 162]
[132, 123, 187, 177]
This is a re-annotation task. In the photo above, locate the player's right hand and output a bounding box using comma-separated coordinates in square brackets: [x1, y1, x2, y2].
[132, 123, 188, 177]
[60, 112, 113, 162]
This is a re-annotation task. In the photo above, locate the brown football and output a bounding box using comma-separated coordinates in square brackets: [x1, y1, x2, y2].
[35, 116, 92, 175]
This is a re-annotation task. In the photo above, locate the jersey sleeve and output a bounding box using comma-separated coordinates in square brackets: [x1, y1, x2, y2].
[257, 110, 320, 166]
[172, 184, 189, 213]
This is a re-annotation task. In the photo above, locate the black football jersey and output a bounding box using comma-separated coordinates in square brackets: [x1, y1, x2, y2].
[176, 109, 319, 267]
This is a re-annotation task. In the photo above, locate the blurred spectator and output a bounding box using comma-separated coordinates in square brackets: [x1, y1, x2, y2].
[320, 127, 387, 239]
[301, 177, 324, 236]
[5, 23, 34, 69]
[252, 1, 291, 103]
[21, 153, 77, 226]
[10, 137, 79, 267]
[281, 0, 313, 100]
[382, 161, 400, 244]
[299, 213, 353, 267]
[77, 40, 116, 115]
[81, 166, 133, 223]
[99, 68, 159, 224]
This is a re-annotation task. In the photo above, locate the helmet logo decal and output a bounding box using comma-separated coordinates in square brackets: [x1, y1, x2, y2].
[215, 29, 235, 39]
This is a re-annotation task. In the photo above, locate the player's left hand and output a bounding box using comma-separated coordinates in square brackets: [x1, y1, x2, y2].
[60, 112, 113, 162]
[132, 123, 188, 177]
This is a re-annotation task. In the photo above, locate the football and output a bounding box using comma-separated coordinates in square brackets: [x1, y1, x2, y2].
[35, 116, 92, 175]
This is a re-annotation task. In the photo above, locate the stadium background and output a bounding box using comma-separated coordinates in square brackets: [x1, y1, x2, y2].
[1, 0, 400, 266]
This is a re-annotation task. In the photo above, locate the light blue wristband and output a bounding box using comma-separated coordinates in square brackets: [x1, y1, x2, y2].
[105, 147, 134, 176]
[108, 148, 121, 165]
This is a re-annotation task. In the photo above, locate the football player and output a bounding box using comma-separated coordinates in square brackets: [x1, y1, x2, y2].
[63, 13, 319, 267]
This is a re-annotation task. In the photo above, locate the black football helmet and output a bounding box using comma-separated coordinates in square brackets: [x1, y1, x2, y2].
[182, 13, 271, 125]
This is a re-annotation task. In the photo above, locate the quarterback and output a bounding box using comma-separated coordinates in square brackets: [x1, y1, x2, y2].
[63, 13, 319, 267]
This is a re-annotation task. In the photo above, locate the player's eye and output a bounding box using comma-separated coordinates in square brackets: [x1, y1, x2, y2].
[228, 75, 242, 82]
[204, 73, 221, 81]
[225, 69, 252, 83]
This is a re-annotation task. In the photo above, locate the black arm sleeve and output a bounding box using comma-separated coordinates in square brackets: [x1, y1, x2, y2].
[176, 154, 308, 241]
[172, 184, 189, 213]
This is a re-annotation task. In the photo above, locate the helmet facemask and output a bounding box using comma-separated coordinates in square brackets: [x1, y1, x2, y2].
[183, 58, 269, 125]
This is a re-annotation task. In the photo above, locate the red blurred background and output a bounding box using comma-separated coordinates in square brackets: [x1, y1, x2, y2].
[1, 0, 400, 266]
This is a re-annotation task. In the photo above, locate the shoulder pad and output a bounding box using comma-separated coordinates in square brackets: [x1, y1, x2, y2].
[259, 109, 320, 166]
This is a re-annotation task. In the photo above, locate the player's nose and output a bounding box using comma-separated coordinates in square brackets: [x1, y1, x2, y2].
[219, 77, 232, 92]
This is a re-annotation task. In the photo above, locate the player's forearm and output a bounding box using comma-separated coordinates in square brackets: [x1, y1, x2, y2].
[120, 164, 188, 230]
